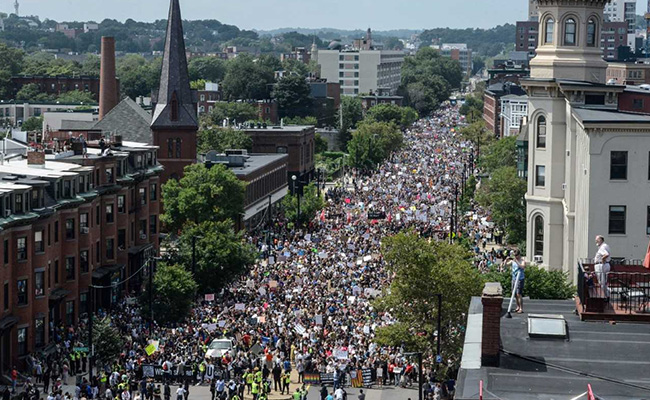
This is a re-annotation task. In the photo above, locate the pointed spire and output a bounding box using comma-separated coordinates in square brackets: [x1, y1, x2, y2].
[151, 0, 197, 130]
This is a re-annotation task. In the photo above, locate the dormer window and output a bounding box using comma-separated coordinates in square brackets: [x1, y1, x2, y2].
[64, 180, 71, 198]
[15, 193, 23, 214]
[564, 18, 576, 46]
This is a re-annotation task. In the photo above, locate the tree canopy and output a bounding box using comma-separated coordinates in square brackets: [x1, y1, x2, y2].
[201, 102, 258, 127]
[281, 183, 325, 227]
[375, 233, 483, 375]
[365, 103, 419, 130]
[347, 121, 402, 170]
[142, 263, 198, 324]
[338, 96, 363, 148]
[161, 163, 246, 233]
[197, 127, 252, 154]
[221, 54, 275, 100]
[272, 74, 312, 118]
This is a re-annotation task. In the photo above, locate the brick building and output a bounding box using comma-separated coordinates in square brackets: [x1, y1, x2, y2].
[483, 82, 526, 137]
[0, 139, 160, 372]
[606, 62, 650, 85]
[11, 75, 110, 102]
[196, 82, 222, 116]
[243, 125, 316, 185]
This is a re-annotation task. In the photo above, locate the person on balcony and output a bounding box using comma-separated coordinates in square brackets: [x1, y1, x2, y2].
[594, 235, 611, 298]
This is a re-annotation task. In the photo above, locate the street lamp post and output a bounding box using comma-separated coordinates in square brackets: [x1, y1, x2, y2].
[291, 175, 302, 227]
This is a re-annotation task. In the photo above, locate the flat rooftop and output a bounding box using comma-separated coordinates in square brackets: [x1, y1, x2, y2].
[225, 153, 288, 177]
[244, 125, 314, 133]
[573, 107, 650, 124]
[457, 298, 650, 400]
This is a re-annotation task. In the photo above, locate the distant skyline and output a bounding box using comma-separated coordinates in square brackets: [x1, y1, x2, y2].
[3, 0, 648, 32]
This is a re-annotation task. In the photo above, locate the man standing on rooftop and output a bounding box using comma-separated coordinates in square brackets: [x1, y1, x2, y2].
[594, 235, 611, 298]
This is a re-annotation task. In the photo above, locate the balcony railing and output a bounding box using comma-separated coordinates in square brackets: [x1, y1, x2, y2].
[577, 259, 650, 321]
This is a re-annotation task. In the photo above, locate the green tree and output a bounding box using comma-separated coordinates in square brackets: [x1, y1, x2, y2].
[365, 103, 419, 130]
[347, 122, 401, 170]
[0, 42, 24, 98]
[374, 233, 483, 376]
[315, 133, 328, 154]
[221, 54, 274, 100]
[283, 116, 317, 125]
[15, 83, 53, 102]
[81, 54, 101, 76]
[188, 56, 226, 82]
[281, 58, 309, 76]
[337, 96, 363, 148]
[92, 317, 123, 365]
[116, 54, 160, 99]
[459, 94, 484, 122]
[482, 136, 517, 174]
[142, 263, 198, 324]
[272, 74, 312, 118]
[174, 220, 257, 293]
[282, 183, 325, 226]
[202, 102, 258, 127]
[383, 37, 404, 50]
[197, 127, 252, 153]
[57, 90, 96, 104]
[404, 77, 450, 116]
[21, 116, 43, 132]
[476, 166, 526, 244]
[161, 163, 246, 233]
[482, 266, 575, 300]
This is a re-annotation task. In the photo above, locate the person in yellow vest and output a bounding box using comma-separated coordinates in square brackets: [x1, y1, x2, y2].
[282, 371, 291, 395]
[254, 368, 262, 385]
[251, 381, 259, 400]
[244, 370, 253, 394]
[230, 394, 240, 400]
[293, 387, 301, 400]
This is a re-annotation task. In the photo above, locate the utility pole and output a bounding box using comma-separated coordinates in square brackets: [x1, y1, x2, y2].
[149, 258, 154, 324]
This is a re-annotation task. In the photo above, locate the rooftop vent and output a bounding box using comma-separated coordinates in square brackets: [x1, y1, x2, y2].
[528, 314, 567, 339]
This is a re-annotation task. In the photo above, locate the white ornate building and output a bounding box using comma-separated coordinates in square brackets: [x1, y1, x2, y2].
[522, 0, 650, 281]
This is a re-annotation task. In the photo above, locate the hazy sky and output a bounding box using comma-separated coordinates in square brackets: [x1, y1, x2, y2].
[4, 0, 648, 31]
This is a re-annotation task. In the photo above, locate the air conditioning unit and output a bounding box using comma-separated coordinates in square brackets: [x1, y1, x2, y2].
[140, 234, 147, 240]
[81, 227, 89, 234]
[534, 255, 543, 264]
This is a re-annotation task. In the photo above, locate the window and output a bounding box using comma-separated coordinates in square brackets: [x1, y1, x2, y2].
[564, 18, 576, 45]
[54, 260, 59, 284]
[150, 184, 157, 201]
[106, 204, 114, 223]
[35, 271, 44, 297]
[66, 300, 74, 325]
[64, 180, 71, 197]
[118, 229, 126, 249]
[150, 215, 157, 234]
[65, 218, 75, 240]
[587, 19, 596, 47]
[610, 151, 628, 180]
[633, 98, 644, 110]
[3, 239, 8, 264]
[54, 221, 59, 242]
[80, 250, 89, 273]
[35, 317, 45, 348]
[176, 138, 182, 158]
[96, 205, 100, 225]
[17, 327, 27, 356]
[276, 146, 288, 154]
[80, 213, 88, 231]
[609, 205, 626, 234]
[17, 279, 27, 305]
[35, 230, 44, 253]
[80, 292, 88, 316]
[106, 238, 114, 260]
[15, 192, 23, 213]
[536, 116, 547, 148]
[140, 219, 147, 238]
[535, 165, 546, 187]
[168, 138, 174, 158]
[545, 18, 555, 44]
[3, 282, 7, 311]
[96, 241, 100, 263]
[171, 95, 178, 121]
[139, 187, 147, 206]
[105, 168, 114, 184]
[17, 237, 27, 261]
[534, 215, 544, 257]
[65, 256, 75, 281]
[117, 195, 126, 213]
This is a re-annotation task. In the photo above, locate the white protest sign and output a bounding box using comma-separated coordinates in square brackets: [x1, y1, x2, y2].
[235, 303, 245, 311]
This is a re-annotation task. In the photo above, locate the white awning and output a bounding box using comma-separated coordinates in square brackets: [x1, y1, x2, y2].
[243, 185, 288, 221]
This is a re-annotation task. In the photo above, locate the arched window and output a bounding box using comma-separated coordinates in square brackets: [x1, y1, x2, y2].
[175, 138, 182, 158]
[167, 138, 173, 158]
[545, 18, 555, 44]
[564, 18, 576, 46]
[536, 116, 547, 148]
[587, 19, 597, 47]
[534, 215, 544, 257]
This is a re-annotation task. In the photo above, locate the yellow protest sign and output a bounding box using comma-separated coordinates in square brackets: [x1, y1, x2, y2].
[145, 343, 156, 356]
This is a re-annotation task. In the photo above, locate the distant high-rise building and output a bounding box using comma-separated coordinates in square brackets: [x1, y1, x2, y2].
[13, 0, 19, 16]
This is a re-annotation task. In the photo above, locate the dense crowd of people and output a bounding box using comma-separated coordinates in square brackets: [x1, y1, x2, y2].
[21, 104, 489, 400]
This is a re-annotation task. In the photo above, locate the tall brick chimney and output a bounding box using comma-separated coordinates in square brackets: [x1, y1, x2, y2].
[99, 36, 118, 120]
[481, 282, 503, 367]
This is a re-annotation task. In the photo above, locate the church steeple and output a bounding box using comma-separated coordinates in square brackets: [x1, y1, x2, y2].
[151, 0, 197, 130]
